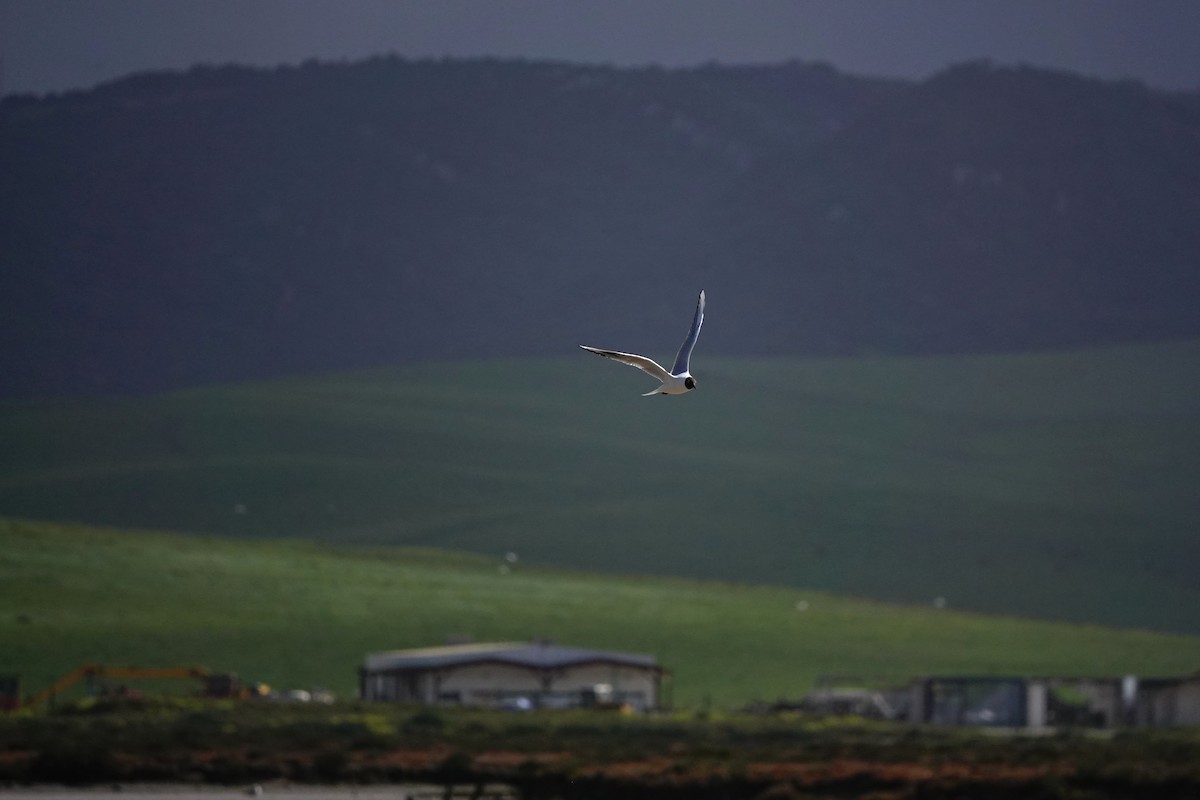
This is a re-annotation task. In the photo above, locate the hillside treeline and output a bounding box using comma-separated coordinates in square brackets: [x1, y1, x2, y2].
[3, 57, 1199, 395]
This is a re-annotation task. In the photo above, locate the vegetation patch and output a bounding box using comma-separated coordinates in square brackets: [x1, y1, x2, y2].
[2, 701, 1200, 798]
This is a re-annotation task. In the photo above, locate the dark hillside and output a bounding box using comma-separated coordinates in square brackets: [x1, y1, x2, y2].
[3, 58, 1198, 395]
[0, 58, 888, 395]
[693, 63, 1200, 356]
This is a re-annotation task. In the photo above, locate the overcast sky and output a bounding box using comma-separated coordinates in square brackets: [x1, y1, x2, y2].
[3, 0, 1200, 97]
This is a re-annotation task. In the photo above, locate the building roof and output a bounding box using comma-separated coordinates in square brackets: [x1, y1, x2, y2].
[363, 641, 659, 673]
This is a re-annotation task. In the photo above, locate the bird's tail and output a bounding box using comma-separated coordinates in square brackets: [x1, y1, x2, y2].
[641, 387, 665, 397]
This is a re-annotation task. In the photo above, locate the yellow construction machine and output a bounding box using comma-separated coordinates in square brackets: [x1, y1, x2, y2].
[16, 664, 267, 709]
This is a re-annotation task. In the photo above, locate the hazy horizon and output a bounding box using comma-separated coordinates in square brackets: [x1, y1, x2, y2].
[3, 0, 1199, 97]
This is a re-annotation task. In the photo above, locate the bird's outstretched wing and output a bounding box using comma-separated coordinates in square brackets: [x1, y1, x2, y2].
[670, 290, 705, 376]
[579, 346, 672, 383]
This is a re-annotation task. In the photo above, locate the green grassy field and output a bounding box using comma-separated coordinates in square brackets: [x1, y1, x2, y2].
[5, 518, 1200, 709]
[2, 341, 1199, 635]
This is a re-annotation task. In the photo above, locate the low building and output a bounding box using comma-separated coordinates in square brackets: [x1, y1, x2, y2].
[360, 641, 669, 711]
[800, 673, 1200, 729]
[909, 676, 1031, 727]
[1131, 675, 1200, 727]
[908, 676, 1127, 728]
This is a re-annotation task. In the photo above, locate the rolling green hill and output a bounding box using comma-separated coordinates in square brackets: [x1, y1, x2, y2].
[2, 342, 1199, 634]
[5, 518, 1200, 709]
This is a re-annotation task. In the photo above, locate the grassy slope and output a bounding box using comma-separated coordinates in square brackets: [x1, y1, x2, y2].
[5, 518, 1200, 709]
[1, 341, 1198, 635]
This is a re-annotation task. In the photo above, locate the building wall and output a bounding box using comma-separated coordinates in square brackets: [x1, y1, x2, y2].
[1071, 680, 1122, 726]
[571, 662, 658, 709]
[911, 678, 1027, 726]
[1177, 682, 1200, 725]
[551, 662, 657, 703]
[1136, 680, 1200, 726]
[436, 663, 545, 705]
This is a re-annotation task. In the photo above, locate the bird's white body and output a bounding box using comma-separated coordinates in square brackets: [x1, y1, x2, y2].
[580, 291, 705, 396]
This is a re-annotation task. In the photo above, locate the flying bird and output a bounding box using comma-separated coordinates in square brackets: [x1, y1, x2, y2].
[580, 290, 705, 396]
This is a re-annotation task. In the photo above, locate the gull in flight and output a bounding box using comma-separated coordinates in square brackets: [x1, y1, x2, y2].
[580, 290, 705, 396]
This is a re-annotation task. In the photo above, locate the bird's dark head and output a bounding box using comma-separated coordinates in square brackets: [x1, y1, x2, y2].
[684, 376, 696, 390]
